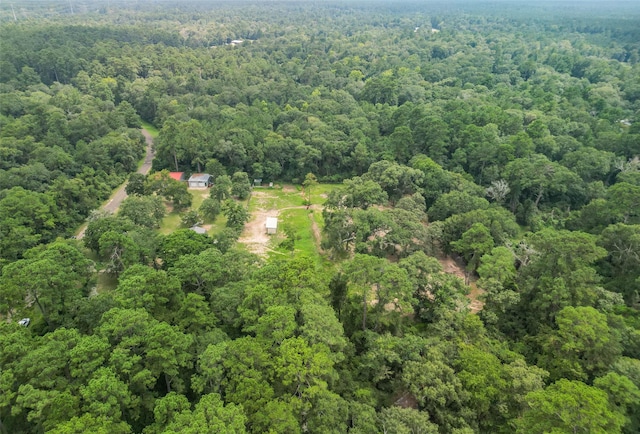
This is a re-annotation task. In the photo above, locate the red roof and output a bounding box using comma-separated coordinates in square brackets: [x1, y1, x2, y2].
[169, 172, 184, 181]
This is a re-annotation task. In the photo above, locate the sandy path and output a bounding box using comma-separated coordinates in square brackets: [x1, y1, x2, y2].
[237, 191, 281, 255]
[438, 256, 485, 313]
[76, 128, 155, 239]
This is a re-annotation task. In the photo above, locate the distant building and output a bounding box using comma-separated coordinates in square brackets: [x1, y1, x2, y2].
[169, 172, 185, 181]
[254, 178, 263, 187]
[188, 173, 213, 188]
[230, 39, 244, 45]
[266, 217, 278, 235]
[190, 225, 207, 235]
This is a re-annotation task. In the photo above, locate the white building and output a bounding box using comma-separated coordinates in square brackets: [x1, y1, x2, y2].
[266, 217, 278, 235]
[188, 173, 212, 188]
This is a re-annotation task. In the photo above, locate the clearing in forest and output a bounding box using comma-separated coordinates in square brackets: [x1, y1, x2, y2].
[238, 184, 335, 262]
[158, 189, 230, 235]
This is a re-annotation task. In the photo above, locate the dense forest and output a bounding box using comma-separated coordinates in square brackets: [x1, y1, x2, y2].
[1, 1, 640, 433]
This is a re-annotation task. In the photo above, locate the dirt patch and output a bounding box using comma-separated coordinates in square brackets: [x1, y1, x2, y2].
[467, 282, 484, 314]
[282, 185, 298, 193]
[438, 255, 485, 313]
[394, 391, 419, 409]
[238, 191, 280, 256]
[164, 201, 174, 213]
[238, 209, 279, 256]
[439, 256, 466, 280]
[308, 212, 324, 254]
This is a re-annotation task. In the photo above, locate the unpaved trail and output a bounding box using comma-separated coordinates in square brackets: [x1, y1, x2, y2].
[76, 128, 155, 239]
[238, 189, 322, 256]
[438, 256, 485, 313]
[308, 212, 324, 254]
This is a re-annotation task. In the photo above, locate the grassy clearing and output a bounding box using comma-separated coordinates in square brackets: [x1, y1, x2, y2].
[141, 120, 159, 138]
[246, 183, 338, 265]
[191, 190, 207, 211]
[249, 185, 305, 211]
[96, 271, 118, 293]
[156, 183, 338, 264]
[308, 183, 337, 205]
[159, 189, 229, 235]
[159, 212, 182, 235]
[280, 208, 316, 254]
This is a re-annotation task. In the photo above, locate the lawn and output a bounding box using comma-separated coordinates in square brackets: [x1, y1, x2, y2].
[159, 188, 228, 235]
[245, 183, 339, 266]
[157, 183, 339, 265]
[141, 120, 159, 138]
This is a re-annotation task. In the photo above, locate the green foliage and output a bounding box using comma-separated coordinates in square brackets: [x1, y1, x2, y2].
[145, 170, 193, 211]
[159, 229, 213, 269]
[162, 393, 247, 433]
[302, 172, 318, 205]
[450, 222, 494, 272]
[222, 200, 250, 229]
[517, 379, 626, 434]
[0, 242, 93, 329]
[210, 175, 232, 202]
[118, 195, 165, 229]
[231, 171, 252, 200]
[2, 3, 640, 433]
[181, 210, 200, 228]
[538, 306, 622, 382]
[125, 173, 146, 196]
[0, 187, 60, 262]
[199, 197, 221, 221]
[428, 191, 490, 222]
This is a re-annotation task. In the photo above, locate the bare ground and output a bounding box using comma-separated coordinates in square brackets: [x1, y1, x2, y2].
[238, 190, 285, 256]
[438, 256, 485, 313]
[238, 189, 322, 256]
[308, 212, 324, 254]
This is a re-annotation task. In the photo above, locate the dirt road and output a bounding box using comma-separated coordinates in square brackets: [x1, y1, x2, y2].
[76, 128, 155, 239]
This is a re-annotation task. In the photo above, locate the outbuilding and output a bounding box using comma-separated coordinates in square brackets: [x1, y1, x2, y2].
[266, 217, 278, 234]
[188, 173, 213, 188]
[190, 225, 207, 235]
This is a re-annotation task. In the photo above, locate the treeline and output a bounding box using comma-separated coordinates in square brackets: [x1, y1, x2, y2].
[1, 1, 640, 433]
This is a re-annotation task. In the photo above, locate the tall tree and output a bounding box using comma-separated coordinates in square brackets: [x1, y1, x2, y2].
[517, 379, 626, 434]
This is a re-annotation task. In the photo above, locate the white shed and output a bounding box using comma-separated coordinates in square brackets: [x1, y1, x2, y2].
[190, 225, 207, 235]
[266, 217, 278, 234]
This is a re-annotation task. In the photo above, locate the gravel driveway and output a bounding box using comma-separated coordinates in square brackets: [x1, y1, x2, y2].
[76, 128, 155, 239]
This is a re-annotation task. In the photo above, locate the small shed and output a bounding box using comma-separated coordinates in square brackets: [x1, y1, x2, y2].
[190, 225, 207, 235]
[169, 172, 185, 181]
[188, 173, 213, 188]
[266, 217, 278, 235]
